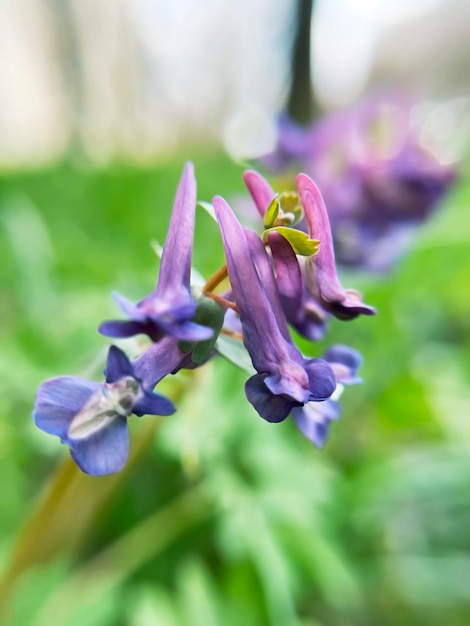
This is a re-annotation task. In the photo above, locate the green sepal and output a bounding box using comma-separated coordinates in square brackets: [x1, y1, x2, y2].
[178, 295, 225, 364]
[263, 196, 281, 229]
[263, 226, 320, 256]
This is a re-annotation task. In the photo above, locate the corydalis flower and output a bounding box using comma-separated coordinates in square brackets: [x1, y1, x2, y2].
[99, 162, 213, 343]
[33, 346, 175, 475]
[243, 169, 375, 330]
[213, 194, 336, 425]
[262, 95, 456, 271]
[296, 173, 376, 320]
[292, 344, 363, 447]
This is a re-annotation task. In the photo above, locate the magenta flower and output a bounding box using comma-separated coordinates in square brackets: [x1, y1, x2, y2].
[243, 169, 375, 332]
[296, 173, 376, 320]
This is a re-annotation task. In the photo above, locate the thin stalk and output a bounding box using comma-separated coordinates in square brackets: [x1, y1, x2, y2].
[202, 264, 228, 293]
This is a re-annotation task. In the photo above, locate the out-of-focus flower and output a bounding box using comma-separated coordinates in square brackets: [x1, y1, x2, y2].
[33, 346, 175, 475]
[99, 162, 214, 342]
[262, 95, 456, 271]
[213, 194, 336, 425]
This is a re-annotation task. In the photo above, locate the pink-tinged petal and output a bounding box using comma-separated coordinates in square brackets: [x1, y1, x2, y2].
[243, 170, 275, 217]
[156, 161, 196, 296]
[296, 173, 376, 319]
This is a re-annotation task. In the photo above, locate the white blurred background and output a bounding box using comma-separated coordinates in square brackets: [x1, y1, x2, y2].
[0, 0, 469, 166]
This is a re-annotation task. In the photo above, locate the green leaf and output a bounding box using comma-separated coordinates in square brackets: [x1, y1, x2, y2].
[197, 201, 217, 221]
[263, 196, 280, 229]
[263, 227, 319, 256]
[215, 334, 255, 374]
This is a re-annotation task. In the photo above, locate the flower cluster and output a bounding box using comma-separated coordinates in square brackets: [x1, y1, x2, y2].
[33, 162, 374, 475]
[262, 94, 456, 271]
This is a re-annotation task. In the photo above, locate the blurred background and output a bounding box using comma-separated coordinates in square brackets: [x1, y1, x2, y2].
[1, 1, 470, 625]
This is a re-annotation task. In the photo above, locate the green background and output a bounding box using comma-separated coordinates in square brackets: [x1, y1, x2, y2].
[1, 154, 470, 625]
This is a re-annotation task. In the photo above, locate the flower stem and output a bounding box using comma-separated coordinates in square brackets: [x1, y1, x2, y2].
[205, 291, 238, 313]
[203, 264, 228, 293]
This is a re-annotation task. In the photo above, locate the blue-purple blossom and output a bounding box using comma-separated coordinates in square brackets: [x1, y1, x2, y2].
[33, 346, 175, 475]
[262, 95, 456, 271]
[243, 169, 375, 332]
[99, 162, 213, 343]
[292, 345, 363, 447]
[212, 194, 336, 425]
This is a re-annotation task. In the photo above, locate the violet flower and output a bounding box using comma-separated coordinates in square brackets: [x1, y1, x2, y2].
[99, 162, 213, 343]
[296, 173, 376, 320]
[33, 346, 175, 475]
[212, 194, 336, 424]
[243, 169, 328, 339]
[243, 169, 375, 329]
[262, 95, 456, 271]
[292, 345, 363, 447]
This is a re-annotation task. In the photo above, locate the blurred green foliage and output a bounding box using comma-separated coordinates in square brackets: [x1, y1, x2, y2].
[1, 155, 470, 625]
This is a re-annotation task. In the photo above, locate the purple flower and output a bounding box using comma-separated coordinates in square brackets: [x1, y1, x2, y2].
[292, 344, 363, 447]
[212, 194, 336, 424]
[99, 162, 214, 343]
[33, 345, 175, 475]
[243, 169, 375, 331]
[296, 173, 376, 320]
[262, 95, 456, 271]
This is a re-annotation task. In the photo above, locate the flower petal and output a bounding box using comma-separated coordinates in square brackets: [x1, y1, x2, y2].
[292, 402, 339, 447]
[243, 170, 275, 217]
[133, 389, 176, 417]
[69, 415, 129, 475]
[33, 376, 100, 438]
[156, 162, 197, 296]
[98, 320, 153, 339]
[113, 292, 147, 321]
[105, 345, 134, 383]
[245, 374, 296, 423]
[132, 336, 187, 389]
[159, 319, 214, 342]
[296, 173, 376, 319]
[302, 358, 336, 401]
[213, 195, 294, 371]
